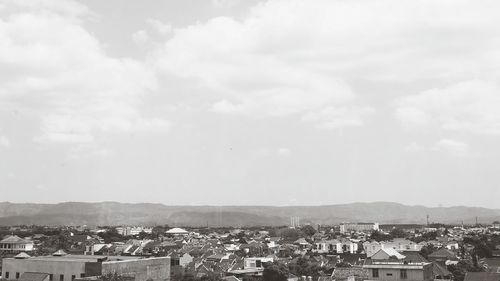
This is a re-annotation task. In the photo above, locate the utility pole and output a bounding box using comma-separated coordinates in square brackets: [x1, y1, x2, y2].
[426, 214, 429, 226]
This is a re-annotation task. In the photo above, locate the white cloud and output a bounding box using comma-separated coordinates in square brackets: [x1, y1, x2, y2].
[404, 142, 425, 153]
[0, 135, 10, 148]
[156, 0, 500, 129]
[211, 0, 241, 8]
[155, 6, 363, 126]
[146, 19, 172, 35]
[395, 80, 500, 135]
[0, 0, 169, 144]
[67, 144, 112, 160]
[302, 106, 374, 129]
[433, 139, 469, 157]
[277, 147, 291, 156]
[132, 30, 149, 44]
[0, 0, 94, 23]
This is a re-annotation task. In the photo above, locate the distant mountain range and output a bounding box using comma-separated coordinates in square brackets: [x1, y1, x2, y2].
[0, 201, 499, 227]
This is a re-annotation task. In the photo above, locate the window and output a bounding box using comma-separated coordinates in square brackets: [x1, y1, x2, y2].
[387, 273, 393, 276]
[50, 274, 53, 281]
[5, 272, 9, 279]
[400, 269, 408, 279]
[71, 275, 75, 281]
[60, 274, 64, 281]
[16, 272, 20, 279]
[80, 274, 85, 278]
[372, 269, 379, 278]
[256, 260, 262, 268]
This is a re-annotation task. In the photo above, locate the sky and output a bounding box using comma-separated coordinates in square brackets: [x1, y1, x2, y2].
[0, 0, 499, 208]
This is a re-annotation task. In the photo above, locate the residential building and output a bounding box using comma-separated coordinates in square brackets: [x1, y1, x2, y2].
[427, 248, 457, 266]
[364, 240, 422, 258]
[0, 235, 34, 253]
[363, 249, 433, 281]
[316, 239, 358, 254]
[115, 227, 152, 236]
[243, 257, 273, 270]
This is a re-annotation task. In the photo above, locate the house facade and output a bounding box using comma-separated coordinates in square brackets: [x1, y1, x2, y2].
[0, 235, 34, 253]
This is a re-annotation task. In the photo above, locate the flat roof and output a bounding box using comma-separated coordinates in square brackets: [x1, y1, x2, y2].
[5, 255, 151, 263]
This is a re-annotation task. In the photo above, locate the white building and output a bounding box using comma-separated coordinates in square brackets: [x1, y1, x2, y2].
[165, 228, 189, 236]
[116, 226, 152, 236]
[315, 239, 359, 254]
[244, 257, 274, 269]
[363, 239, 422, 257]
[340, 223, 379, 233]
[0, 235, 34, 253]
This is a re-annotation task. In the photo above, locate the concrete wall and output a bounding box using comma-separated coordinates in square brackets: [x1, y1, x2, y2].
[367, 265, 433, 281]
[102, 257, 170, 281]
[2, 259, 86, 281]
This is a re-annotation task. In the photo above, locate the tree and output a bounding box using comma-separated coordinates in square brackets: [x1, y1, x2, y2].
[447, 260, 483, 281]
[152, 225, 169, 238]
[102, 273, 129, 281]
[263, 262, 289, 281]
[473, 242, 493, 258]
[302, 225, 317, 237]
[370, 231, 391, 242]
[419, 244, 437, 259]
[288, 257, 322, 279]
[356, 242, 364, 254]
[280, 228, 303, 242]
[389, 228, 406, 238]
[98, 228, 124, 243]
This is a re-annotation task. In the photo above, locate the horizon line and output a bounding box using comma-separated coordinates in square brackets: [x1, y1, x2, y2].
[0, 200, 498, 210]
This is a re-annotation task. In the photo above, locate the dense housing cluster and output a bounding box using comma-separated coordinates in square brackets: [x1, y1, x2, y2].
[1, 222, 500, 281]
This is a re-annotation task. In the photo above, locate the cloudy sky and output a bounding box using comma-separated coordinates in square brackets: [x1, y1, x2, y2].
[1, 0, 499, 208]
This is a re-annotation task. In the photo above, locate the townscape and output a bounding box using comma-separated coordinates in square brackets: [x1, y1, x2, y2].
[2, 1, 500, 281]
[1, 221, 500, 281]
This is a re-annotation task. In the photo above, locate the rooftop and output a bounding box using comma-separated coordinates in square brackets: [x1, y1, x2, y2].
[1, 235, 31, 244]
[5, 254, 152, 263]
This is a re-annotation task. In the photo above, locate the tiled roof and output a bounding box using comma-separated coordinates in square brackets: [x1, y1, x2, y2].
[401, 251, 428, 263]
[333, 267, 369, 279]
[464, 272, 500, 281]
[428, 248, 456, 259]
[433, 262, 452, 277]
[1, 235, 30, 244]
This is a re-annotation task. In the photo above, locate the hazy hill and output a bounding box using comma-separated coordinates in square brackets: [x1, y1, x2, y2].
[0, 201, 499, 226]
